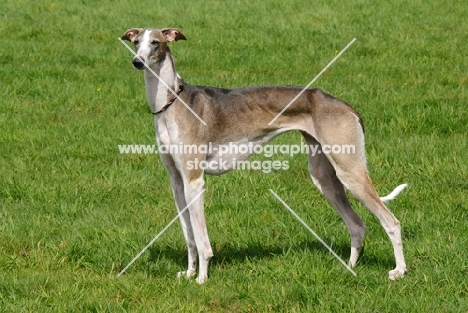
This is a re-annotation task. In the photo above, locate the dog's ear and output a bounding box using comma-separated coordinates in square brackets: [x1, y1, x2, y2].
[121, 28, 144, 42]
[161, 28, 187, 42]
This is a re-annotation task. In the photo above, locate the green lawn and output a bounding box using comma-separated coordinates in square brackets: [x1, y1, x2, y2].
[1, 0, 467, 311]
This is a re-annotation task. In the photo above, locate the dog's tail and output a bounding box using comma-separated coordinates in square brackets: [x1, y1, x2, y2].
[380, 183, 408, 203]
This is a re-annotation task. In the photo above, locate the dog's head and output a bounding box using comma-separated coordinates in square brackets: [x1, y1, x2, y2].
[121, 28, 186, 69]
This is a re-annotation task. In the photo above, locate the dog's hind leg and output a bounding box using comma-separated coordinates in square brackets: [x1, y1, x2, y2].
[301, 132, 366, 268]
[333, 163, 407, 279]
[315, 116, 407, 279]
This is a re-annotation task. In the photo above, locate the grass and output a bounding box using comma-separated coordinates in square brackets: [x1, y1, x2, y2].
[1, 0, 467, 311]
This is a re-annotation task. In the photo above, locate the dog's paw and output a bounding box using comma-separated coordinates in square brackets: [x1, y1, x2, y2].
[177, 270, 196, 279]
[348, 247, 361, 268]
[388, 268, 407, 280]
[196, 275, 208, 284]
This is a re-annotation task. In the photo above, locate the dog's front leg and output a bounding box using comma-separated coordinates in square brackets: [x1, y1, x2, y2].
[183, 172, 213, 284]
[159, 154, 198, 279]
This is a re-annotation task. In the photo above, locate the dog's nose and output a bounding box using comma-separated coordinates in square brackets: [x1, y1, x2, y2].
[132, 57, 145, 69]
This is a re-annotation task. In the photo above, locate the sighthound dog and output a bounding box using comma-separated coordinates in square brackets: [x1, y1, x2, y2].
[121, 27, 408, 284]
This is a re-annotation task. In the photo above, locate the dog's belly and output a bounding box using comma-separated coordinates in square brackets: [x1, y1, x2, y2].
[203, 130, 289, 175]
[204, 150, 251, 175]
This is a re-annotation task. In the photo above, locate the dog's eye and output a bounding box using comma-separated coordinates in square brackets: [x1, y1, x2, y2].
[133, 40, 140, 45]
[151, 40, 159, 45]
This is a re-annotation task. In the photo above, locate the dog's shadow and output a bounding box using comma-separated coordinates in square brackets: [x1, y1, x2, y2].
[147, 240, 395, 272]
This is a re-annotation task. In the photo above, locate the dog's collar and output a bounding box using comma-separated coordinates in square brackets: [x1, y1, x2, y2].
[153, 80, 184, 115]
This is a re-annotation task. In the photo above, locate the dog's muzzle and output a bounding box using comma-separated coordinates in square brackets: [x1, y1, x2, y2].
[132, 57, 146, 70]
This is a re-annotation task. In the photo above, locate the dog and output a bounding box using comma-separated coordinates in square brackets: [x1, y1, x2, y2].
[121, 27, 407, 283]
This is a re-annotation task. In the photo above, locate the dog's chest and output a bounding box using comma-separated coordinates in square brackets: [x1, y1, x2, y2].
[154, 116, 172, 147]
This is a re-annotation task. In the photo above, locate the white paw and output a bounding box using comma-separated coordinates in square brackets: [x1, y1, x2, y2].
[177, 270, 196, 279]
[388, 268, 407, 280]
[196, 274, 208, 284]
[348, 254, 358, 268]
[348, 246, 363, 268]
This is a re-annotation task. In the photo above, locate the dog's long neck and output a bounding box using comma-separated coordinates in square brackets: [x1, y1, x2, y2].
[144, 48, 181, 113]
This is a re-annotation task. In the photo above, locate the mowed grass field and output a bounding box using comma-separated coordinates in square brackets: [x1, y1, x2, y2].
[1, 0, 467, 311]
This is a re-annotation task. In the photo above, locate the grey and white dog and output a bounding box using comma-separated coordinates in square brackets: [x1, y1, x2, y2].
[121, 27, 407, 284]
